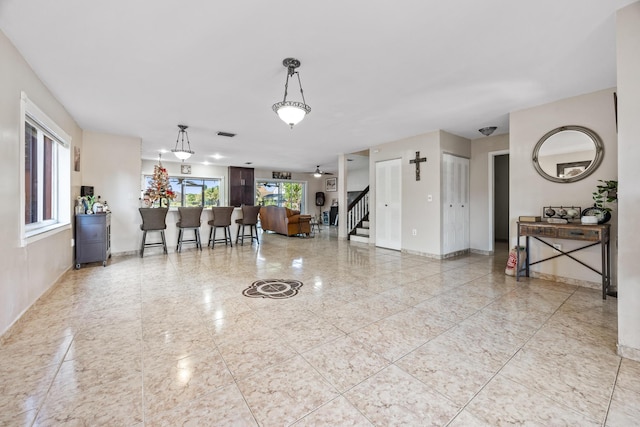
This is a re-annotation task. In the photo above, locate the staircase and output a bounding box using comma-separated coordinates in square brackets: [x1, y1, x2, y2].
[350, 220, 370, 244]
[347, 186, 370, 244]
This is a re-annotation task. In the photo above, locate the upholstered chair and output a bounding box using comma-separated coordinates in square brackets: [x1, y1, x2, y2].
[208, 206, 235, 247]
[139, 207, 169, 257]
[176, 207, 203, 252]
[235, 205, 262, 245]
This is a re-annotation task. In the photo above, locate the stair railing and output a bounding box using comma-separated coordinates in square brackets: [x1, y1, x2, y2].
[347, 186, 369, 237]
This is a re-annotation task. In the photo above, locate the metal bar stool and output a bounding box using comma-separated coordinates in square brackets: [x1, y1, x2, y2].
[176, 207, 203, 252]
[139, 207, 169, 257]
[235, 205, 261, 245]
[208, 206, 235, 247]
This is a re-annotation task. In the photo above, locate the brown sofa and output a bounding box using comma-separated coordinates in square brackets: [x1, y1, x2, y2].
[259, 206, 311, 236]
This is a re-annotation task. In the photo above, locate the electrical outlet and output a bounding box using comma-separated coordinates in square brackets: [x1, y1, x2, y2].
[553, 243, 562, 253]
[427, 194, 433, 202]
[412, 229, 417, 236]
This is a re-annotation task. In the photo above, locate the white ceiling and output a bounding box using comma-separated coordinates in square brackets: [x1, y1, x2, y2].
[0, 0, 633, 173]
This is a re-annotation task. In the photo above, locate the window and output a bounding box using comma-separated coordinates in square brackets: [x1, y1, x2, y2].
[256, 180, 306, 212]
[21, 93, 71, 244]
[143, 176, 223, 207]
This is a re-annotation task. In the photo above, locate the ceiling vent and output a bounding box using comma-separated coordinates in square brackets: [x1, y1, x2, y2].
[217, 131, 236, 138]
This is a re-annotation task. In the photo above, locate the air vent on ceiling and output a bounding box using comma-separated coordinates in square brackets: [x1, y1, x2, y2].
[217, 131, 236, 138]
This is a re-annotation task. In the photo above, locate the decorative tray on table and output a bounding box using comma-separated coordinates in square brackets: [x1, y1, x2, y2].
[542, 206, 581, 223]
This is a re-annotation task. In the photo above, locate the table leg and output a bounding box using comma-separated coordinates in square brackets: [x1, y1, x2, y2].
[601, 241, 606, 299]
[525, 236, 530, 277]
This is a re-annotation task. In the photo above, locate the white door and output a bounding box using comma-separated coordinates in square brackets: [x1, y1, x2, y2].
[442, 153, 470, 254]
[376, 158, 402, 250]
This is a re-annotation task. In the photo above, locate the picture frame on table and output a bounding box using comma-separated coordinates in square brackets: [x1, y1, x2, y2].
[325, 177, 337, 192]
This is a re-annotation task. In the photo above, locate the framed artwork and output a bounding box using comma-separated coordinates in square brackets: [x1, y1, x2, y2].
[556, 160, 590, 178]
[272, 171, 291, 179]
[325, 177, 337, 192]
[181, 164, 192, 174]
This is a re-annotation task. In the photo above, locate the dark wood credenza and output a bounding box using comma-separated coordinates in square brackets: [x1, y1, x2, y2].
[516, 222, 611, 299]
[75, 213, 111, 269]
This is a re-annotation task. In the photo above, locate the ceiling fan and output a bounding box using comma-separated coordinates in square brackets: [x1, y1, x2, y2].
[309, 165, 333, 178]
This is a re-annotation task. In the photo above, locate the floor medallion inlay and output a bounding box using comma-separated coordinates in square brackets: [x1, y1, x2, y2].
[243, 279, 303, 299]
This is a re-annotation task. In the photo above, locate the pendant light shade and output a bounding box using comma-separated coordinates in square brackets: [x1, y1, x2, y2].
[274, 102, 311, 128]
[272, 58, 311, 128]
[171, 124, 194, 160]
[478, 126, 497, 136]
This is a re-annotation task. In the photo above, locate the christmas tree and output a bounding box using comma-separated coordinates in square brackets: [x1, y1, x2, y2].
[145, 159, 176, 205]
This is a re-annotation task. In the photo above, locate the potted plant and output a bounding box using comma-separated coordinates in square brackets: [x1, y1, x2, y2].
[592, 179, 618, 212]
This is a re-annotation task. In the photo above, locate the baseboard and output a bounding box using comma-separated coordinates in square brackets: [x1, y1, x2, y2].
[528, 271, 601, 290]
[470, 248, 493, 256]
[618, 343, 640, 362]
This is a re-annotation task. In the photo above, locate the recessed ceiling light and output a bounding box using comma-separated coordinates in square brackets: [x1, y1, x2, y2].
[211, 154, 224, 160]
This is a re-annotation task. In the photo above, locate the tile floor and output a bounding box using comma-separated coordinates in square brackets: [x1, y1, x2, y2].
[1, 229, 638, 426]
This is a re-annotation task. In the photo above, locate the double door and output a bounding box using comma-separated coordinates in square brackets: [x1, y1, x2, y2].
[375, 158, 402, 250]
[442, 153, 470, 254]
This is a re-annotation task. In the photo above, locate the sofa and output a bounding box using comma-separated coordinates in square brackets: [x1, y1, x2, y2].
[259, 206, 311, 236]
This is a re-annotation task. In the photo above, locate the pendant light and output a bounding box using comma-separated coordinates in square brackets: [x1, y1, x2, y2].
[272, 58, 311, 129]
[172, 125, 194, 160]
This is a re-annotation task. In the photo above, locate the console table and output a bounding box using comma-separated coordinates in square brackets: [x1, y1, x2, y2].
[516, 222, 611, 299]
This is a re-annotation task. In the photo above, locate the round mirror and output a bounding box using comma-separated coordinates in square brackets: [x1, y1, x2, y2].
[532, 125, 604, 183]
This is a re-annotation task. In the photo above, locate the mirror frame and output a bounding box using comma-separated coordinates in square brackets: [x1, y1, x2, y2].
[532, 125, 604, 183]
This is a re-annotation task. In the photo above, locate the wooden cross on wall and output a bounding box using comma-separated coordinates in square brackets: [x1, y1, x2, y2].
[409, 151, 427, 181]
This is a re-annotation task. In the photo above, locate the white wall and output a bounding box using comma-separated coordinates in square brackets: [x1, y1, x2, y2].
[616, 1, 640, 361]
[346, 154, 369, 192]
[469, 134, 509, 252]
[370, 130, 470, 257]
[83, 131, 142, 254]
[509, 88, 618, 287]
[0, 30, 83, 336]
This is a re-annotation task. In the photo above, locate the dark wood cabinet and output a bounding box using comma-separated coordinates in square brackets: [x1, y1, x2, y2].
[75, 213, 111, 269]
[229, 166, 254, 207]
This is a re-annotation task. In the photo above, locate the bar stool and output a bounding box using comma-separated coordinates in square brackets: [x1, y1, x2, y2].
[139, 207, 169, 257]
[208, 206, 235, 247]
[176, 206, 203, 252]
[235, 205, 262, 245]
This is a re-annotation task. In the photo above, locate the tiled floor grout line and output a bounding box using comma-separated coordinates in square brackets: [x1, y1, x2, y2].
[602, 357, 623, 427]
[29, 333, 76, 427]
